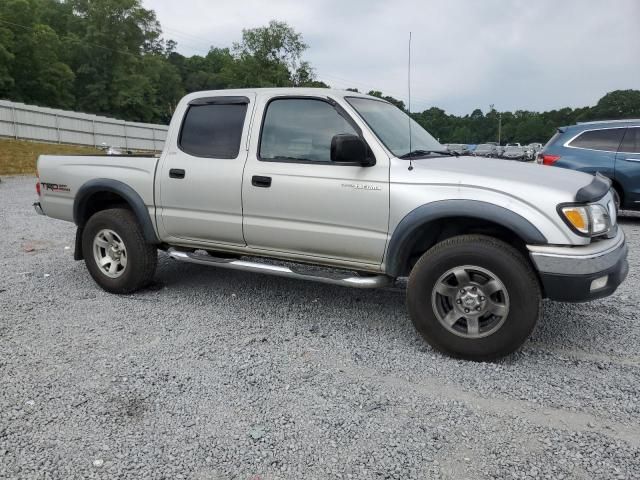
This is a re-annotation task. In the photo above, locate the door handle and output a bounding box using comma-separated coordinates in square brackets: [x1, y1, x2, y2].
[623, 158, 640, 163]
[169, 168, 185, 179]
[252, 175, 272, 188]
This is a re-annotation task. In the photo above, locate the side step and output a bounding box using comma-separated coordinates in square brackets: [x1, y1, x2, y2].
[168, 249, 393, 289]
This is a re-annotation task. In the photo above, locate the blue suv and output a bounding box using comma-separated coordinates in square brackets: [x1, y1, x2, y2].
[538, 119, 640, 210]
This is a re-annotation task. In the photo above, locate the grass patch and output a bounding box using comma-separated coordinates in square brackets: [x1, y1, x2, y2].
[0, 138, 100, 175]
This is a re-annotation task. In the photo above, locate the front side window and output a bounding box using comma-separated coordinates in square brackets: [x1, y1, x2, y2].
[568, 128, 626, 152]
[620, 127, 640, 153]
[346, 97, 442, 157]
[179, 102, 248, 158]
[259, 98, 358, 162]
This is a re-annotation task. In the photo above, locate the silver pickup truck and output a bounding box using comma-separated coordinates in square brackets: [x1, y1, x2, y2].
[34, 88, 628, 360]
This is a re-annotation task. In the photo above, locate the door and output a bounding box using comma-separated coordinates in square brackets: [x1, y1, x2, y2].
[242, 96, 390, 266]
[615, 126, 640, 208]
[157, 94, 255, 245]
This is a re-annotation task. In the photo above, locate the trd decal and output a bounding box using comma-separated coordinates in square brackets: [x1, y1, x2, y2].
[40, 182, 71, 193]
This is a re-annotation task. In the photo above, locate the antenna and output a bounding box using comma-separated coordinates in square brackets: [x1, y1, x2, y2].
[408, 31, 413, 171]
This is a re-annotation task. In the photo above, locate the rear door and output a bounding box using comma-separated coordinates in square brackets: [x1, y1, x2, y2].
[157, 94, 255, 246]
[615, 127, 640, 208]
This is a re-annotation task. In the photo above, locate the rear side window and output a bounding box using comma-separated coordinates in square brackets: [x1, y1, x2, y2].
[620, 127, 640, 153]
[568, 128, 626, 152]
[179, 103, 248, 158]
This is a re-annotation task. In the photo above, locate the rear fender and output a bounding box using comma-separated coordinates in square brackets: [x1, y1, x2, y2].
[73, 178, 159, 244]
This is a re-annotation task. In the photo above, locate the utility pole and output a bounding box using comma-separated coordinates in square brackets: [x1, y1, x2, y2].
[490, 104, 502, 145]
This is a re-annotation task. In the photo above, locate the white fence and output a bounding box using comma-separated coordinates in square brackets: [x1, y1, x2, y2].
[0, 99, 168, 151]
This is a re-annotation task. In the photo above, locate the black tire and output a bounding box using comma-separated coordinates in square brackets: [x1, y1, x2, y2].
[406, 234, 541, 361]
[82, 208, 157, 294]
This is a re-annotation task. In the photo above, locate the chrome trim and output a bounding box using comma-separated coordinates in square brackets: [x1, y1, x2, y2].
[168, 249, 393, 289]
[528, 230, 626, 275]
[33, 202, 44, 215]
[577, 119, 640, 125]
[623, 157, 640, 162]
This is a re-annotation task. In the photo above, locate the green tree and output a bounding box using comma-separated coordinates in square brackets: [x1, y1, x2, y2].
[367, 90, 406, 111]
[234, 20, 307, 74]
[0, 1, 637, 135]
[230, 20, 319, 88]
[589, 90, 640, 120]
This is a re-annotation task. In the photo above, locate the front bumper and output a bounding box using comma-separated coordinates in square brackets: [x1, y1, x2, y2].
[528, 229, 628, 302]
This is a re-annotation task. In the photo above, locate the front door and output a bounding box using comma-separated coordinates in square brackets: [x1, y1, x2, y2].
[157, 94, 255, 246]
[615, 126, 640, 208]
[242, 96, 390, 266]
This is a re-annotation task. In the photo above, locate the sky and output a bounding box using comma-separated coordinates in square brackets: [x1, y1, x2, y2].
[144, 0, 640, 115]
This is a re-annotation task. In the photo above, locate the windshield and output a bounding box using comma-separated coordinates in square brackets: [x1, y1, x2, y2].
[346, 97, 443, 157]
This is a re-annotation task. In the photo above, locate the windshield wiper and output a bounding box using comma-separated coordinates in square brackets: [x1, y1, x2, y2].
[399, 149, 458, 159]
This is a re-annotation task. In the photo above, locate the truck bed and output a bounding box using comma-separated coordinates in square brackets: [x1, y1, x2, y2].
[37, 154, 159, 223]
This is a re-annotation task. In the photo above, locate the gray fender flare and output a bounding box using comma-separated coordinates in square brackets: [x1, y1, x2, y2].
[384, 199, 547, 277]
[73, 178, 159, 244]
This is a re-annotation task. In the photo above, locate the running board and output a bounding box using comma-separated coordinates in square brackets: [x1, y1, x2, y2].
[168, 249, 392, 289]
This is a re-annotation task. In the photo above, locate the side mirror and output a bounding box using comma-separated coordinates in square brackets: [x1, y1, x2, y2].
[330, 134, 372, 166]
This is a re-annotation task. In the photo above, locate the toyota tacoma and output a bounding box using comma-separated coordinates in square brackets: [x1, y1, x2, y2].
[34, 88, 629, 360]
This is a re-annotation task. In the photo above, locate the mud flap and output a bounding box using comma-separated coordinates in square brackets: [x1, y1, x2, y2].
[74, 227, 84, 261]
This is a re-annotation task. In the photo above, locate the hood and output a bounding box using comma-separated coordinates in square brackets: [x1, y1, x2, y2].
[392, 155, 595, 204]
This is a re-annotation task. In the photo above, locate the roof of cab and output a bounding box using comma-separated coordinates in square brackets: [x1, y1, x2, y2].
[181, 87, 376, 103]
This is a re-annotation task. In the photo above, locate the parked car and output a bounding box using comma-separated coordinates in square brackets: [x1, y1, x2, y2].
[34, 88, 628, 361]
[524, 147, 535, 160]
[523, 143, 543, 160]
[538, 119, 640, 210]
[486, 142, 505, 156]
[99, 143, 133, 155]
[445, 143, 470, 155]
[502, 145, 526, 160]
[473, 143, 499, 157]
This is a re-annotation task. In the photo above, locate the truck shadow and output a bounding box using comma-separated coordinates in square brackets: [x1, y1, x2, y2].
[151, 252, 631, 360]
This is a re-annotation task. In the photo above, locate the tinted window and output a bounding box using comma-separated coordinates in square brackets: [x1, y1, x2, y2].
[260, 98, 357, 162]
[179, 103, 248, 158]
[620, 127, 640, 153]
[568, 128, 626, 152]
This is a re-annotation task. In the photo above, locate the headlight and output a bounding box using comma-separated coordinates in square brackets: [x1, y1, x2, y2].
[560, 204, 611, 236]
[589, 204, 610, 234]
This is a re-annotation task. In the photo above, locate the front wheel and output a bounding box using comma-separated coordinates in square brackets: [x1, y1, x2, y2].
[407, 235, 541, 361]
[82, 208, 157, 294]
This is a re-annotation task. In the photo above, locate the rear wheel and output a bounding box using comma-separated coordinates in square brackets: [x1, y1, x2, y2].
[82, 208, 157, 294]
[406, 235, 541, 361]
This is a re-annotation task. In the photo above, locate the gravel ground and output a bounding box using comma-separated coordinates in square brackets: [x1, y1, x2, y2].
[1, 175, 639, 479]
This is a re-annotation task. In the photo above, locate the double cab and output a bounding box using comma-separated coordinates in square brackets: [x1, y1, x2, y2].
[34, 88, 628, 360]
